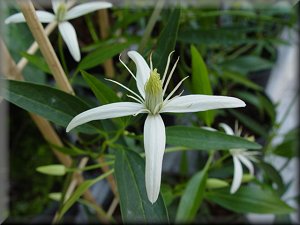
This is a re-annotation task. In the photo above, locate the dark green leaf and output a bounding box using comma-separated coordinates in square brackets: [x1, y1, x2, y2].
[20, 52, 51, 74]
[78, 41, 133, 71]
[59, 171, 113, 220]
[257, 162, 285, 196]
[220, 56, 273, 74]
[178, 27, 260, 46]
[176, 169, 208, 222]
[272, 128, 299, 158]
[81, 71, 120, 105]
[152, 8, 180, 73]
[1, 79, 100, 134]
[229, 109, 268, 137]
[205, 185, 295, 214]
[223, 71, 263, 91]
[166, 126, 261, 150]
[114, 149, 169, 223]
[191, 45, 215, 126]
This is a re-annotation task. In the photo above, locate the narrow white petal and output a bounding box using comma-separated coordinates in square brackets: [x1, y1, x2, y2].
[144, 114, 166, 203]
[52, 0, 65, 14]
[58, 22, 80, 61]
[161, 95, 246, 113]
[237, 154, 254, 175]
[36, 11, 56, 22]
[219, 123, 235, 136]
[128, 51, 151, 99]
[5, 11, 55, 24]
[5, 13, 26, 24]
[65, 2, 112, 20]
[230, 155, 243, 194]
[66, 102, 144, 132]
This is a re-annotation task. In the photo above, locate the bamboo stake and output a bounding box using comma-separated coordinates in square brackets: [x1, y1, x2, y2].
[17, 0, 74, 95]
[97, 9, 115, 78]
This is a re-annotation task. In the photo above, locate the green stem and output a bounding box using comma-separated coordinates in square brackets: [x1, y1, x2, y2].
[67, 161, 114, 172]
[84, 14, 99, 42]
[58, 33, 69, 75]
[138, 0, 165, 53]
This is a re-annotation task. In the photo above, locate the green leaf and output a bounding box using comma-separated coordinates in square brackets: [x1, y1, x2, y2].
[272, 127, 299, 158]
[78, 41, 133, 71]
[152, 8, 180, 73]
[223, 71, 263, 91]
[58, 170, 113, 220]
[205, 185, 295, 214]
[190, 45, 215, 126]
[220, 56, 273, 74]
[229, 109, 268, 137]
[114, 149, 169, 223]
[20, 52, 51, 74]
[258, 162, 285, 196]
[175, 169, 208, 222]
[1, 79, 100, 134]
[81, 71, 120, 105]
[178, 26, 261, 46]
[166, 126, 261, 150]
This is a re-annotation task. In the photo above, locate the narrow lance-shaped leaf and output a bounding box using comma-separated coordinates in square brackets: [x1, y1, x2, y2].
[191, 45, 215, 126]
[166, 126, 261, 150]
[78, 41, 133, 71]
[152, 8, 181, 73]
[175, 169, 208, 222]
[114, 149, 169, 223]
[0, 79, 101, 134]
[205, 185, 295, 214]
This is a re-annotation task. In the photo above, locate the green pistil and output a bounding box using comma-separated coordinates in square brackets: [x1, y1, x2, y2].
[145, 69, 163, 114]
[56, 3, 67, 22]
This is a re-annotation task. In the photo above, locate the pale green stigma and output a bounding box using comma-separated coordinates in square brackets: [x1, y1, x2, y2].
[145, 69, 163, 114]
[56, 3, 67, 22]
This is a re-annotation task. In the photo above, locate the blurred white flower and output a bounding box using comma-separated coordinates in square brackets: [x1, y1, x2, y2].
[219, 123, 260, 194]
[5, 0, 112, 61]
[66, 51, 246, 203]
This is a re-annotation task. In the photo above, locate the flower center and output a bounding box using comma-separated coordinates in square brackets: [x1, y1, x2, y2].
[56, 3, 67, 22]
[145, 69, 163, 114]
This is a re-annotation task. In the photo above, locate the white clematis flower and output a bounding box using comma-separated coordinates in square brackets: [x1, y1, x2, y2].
[5, 0, 112, 62]
[219, 123, 259, 194]
[66, 51, 246, 203]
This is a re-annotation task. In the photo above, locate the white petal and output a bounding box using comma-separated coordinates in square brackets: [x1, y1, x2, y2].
[52, 0, 65, 14]
[5, 11, 55, 24]
[65, 2, 112, 20]
[36, 11, 56, 22]
[161, 95, 246, 113]
[144, 114, 166, 203]
[230, 155, 243, 194]
[128, 51, 151, 99]
[237, 154, 254, 175]
[5, 13, 26, 24]
[66, 102, 144, 132]
[58, 22, 80, 61]
[219, 123, 235, 136]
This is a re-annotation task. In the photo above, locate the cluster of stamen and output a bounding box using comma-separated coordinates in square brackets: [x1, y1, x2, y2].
[144, 69, 163, 114]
